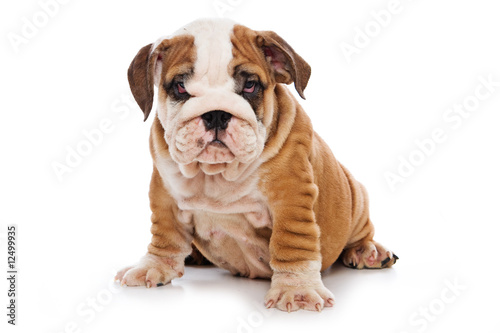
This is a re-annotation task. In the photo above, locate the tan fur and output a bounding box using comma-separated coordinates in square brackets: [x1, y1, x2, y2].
[128, 34, 196, 120]
[116, 19, 397, 312]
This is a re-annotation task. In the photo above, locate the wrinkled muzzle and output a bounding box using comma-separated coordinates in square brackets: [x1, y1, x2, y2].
[173, 114, 260, 165]
[161, 89, 267, 172]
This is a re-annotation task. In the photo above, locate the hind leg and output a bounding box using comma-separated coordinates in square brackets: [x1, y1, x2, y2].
[184, 243, 212, 266]
[340, 178, 398, 269]
[342, 239, 398, 269]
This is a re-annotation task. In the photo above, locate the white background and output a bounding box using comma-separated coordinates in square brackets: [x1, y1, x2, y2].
[1, 0, 500, 332]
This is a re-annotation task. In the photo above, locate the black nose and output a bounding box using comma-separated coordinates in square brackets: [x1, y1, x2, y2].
[201, 110, 232, 130]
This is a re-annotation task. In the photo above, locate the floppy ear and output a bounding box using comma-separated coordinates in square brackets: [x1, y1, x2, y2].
[128, 42, 166, 121]
[256, 31, 311, 99]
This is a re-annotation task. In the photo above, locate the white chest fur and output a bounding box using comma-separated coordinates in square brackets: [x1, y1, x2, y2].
[155, 155, 273, 278]
[156, 154, 270, 222]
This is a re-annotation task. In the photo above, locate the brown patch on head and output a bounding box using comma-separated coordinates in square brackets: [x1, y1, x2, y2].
[230, 25, 272, 121]
[128, 35, 196, 121]
[230, 25, 311, 100]
[229, 24, 311, 146]
[157, 35, 196, 97]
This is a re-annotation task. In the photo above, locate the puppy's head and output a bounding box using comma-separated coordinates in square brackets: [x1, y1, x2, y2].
[128, 19, 310, 177]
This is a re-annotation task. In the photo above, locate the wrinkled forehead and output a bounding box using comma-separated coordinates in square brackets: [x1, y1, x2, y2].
[155, 19, 236, 85]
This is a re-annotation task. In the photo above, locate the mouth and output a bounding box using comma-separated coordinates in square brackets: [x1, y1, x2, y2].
[196, 133, 235, 164]
[202, 129, 231, 154]
[209, 139, 227, 148]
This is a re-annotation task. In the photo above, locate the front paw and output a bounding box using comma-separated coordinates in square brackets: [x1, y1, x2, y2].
[115, 253, 184, 288]
[264, 272, 334, 312]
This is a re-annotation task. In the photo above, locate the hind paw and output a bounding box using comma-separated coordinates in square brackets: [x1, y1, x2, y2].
[342, 240, 398, 269]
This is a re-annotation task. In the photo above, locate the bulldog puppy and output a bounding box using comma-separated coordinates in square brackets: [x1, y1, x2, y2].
[116, 18, 398, 312]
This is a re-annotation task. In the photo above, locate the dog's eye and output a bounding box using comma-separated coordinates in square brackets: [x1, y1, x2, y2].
[243, 81, 256, 94]
[163, 77, 191, 102]
[177, 82, 187, 94]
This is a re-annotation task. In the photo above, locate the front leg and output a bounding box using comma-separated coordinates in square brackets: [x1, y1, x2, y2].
[115, 168, 193, 288]
[262, 162, 334, 312]
[265, 264, 334, 312]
